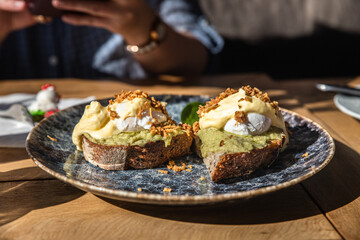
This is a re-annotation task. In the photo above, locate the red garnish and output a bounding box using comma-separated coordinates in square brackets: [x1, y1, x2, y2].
[44, 109, 59, 118]
[41, 84, 55, 90]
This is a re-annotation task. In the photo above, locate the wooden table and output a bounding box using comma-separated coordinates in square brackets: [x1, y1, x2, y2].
[1, 74, 359, 240]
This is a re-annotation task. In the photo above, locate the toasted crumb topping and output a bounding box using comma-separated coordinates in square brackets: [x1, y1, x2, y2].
[197, 88, 239, 116]
[245, 96, 252, 102]
[234, 111, 247, 123]
[193, 121, 200, 133]
[47, 135, 58, 142]
[107, 106, 119, 120]
[107, 90, 194, 137]
[241, 85, 270, 102]
[136, 106, 144, 120]
[173, 163, 186, 172]
[242, 85, 280, 108]
[197, 86, 279, 117]
[270, 101, 279, 108]
[109, 90, 168, 116]
[167, 161, 193, 173]
[149, 121, 193, 138]
[163, 187, 172, 193]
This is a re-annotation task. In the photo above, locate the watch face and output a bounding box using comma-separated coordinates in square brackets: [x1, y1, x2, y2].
[26, 0, 63, 17]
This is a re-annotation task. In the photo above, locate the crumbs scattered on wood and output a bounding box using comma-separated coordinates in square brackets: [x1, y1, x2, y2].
[47, 135, 57, 142]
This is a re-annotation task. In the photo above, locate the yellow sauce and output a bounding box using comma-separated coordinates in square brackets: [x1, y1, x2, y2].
[198, 89, 289, 150]
[72, 98, 167, 150]
[72, 101, 117, 150]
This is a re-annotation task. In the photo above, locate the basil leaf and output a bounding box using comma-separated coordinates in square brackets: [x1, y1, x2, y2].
[181, 102, 204, 125]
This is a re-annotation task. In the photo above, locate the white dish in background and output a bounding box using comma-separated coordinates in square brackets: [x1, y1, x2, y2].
[334, 93, 360, 120]
[0, 93, 96, 147]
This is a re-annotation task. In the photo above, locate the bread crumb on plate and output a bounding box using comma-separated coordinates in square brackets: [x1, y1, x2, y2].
[163, 187, 171, 193]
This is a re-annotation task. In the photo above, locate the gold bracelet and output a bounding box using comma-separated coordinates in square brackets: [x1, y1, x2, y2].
[126, 16, 166, 55]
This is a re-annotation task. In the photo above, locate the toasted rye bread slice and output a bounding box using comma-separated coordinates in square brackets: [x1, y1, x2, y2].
[194, 135, 285, 182]
[82, 133, 193, 170]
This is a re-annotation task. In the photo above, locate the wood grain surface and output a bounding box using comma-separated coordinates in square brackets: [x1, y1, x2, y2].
[0, 75, 359, 240]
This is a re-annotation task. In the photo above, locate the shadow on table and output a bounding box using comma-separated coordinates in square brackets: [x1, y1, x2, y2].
[0, 147, 29, 164]
[301, 139, 360, 214]
[100, 185, 318, 225]
[0, 166, 54, 182]
[0, 180, 84, 226]
[101, 140, 360, 225]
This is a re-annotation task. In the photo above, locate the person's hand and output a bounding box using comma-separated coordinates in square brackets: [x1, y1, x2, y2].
[0, 0, 36, 41]
[52, 0, 156, 45]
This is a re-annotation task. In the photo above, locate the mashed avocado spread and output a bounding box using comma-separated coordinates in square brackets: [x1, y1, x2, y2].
[84, 129, 184, 147]
[197, 127, 284, 157]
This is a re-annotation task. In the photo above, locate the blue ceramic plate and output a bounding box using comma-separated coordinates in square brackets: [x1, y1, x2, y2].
[26, 95, 334, 205]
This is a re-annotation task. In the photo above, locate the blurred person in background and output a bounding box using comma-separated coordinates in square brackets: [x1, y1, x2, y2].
[201, 0, 360, 79]
[0, 0, 223, 79]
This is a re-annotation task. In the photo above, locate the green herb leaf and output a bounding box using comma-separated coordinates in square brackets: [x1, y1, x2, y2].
[29, 110, 46, 122]
[181, 102, 205, 125]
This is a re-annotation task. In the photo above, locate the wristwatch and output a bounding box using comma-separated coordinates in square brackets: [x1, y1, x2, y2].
[126, 16, 166, 55]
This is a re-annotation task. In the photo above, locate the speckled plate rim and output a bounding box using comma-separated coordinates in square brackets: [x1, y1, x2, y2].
[26, 103, 335, 205]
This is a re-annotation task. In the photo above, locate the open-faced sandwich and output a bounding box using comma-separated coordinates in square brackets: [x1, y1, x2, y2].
[194, 86, 289, 182]
[72, 90, 193, 170]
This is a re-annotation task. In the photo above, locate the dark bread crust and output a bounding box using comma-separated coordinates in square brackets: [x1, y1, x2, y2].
[82, 133, 193, 170]
[195, 135, 285, 182]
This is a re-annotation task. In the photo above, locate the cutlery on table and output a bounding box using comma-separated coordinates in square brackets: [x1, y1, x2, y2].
[0, 104, 34, 126]
[316, 83, 360, 97]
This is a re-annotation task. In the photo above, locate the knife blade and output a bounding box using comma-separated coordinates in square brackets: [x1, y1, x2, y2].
[316, 83, 360, 97]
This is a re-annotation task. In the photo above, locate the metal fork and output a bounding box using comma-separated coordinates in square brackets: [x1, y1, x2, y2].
[0, 104, 34, 126]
